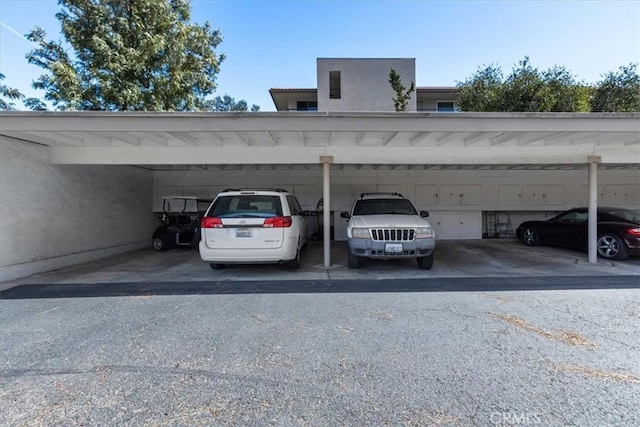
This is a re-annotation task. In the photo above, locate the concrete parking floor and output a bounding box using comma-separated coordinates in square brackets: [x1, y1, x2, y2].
[1, 239, 638, 291]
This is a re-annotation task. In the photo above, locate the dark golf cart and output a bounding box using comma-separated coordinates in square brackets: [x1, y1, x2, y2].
[152, 196, 211, 251]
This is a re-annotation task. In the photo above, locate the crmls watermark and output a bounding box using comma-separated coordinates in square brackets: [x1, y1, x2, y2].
[490, 411, 543, 425]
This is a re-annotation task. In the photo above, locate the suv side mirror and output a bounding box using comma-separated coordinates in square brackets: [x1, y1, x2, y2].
[420, 211, 429, 218]
[340, 212, 350, 219]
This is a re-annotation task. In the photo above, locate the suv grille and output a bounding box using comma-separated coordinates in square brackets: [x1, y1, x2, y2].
[370, 229, 415, 241]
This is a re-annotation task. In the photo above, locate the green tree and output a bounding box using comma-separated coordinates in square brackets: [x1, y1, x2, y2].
[211, 94, 260, 111]
[388, 69, 415, 112]
[501, 57, 547, 111]
[455, 64, 504, 112]
[0, 73, 24, 110]
[541, 65, 591, 112]
[591, 63, 640, 112]
[24, 98, 48, 111]
[456, 57, 590, 112]
[25, 0, 226, 111]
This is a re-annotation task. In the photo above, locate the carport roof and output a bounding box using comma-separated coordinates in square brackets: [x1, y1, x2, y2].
[1, 111, 639, 169]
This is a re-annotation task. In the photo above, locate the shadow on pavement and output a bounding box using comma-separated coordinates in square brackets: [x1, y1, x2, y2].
[2, 276, 638, 299]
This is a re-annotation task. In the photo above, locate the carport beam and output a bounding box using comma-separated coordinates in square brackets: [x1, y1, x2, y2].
[321, 156, 334, 268]
[587, 155, 601, 264]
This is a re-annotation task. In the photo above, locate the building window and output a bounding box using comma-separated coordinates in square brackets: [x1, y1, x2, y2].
[437, 101, 457, 112]
[329, 71, 341, 99]
[296, 101, 318, 111]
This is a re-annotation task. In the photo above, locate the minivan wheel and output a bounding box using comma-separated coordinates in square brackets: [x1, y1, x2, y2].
[417, 253, 434, 270]
[347, 251, 360, 268]
[209, 263, 225, 270]
[286, 249, 301, 270]
[152, 238, 165, 251]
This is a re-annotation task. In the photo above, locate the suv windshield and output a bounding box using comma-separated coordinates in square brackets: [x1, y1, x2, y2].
[353, 199, 418, 216]
[208, 195, 283, 218]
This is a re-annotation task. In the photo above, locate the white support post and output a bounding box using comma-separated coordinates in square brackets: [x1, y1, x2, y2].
[320, 156, 334, 268]
[587, 155, 601, 264]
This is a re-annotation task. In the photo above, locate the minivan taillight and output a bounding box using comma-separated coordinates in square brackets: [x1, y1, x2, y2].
[201, 217, 223, 228]
[263, 216, 292, 228]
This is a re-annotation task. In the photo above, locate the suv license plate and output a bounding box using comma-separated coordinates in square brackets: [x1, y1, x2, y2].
[236, 229, 252, 238]
[385, 243, 403, 253]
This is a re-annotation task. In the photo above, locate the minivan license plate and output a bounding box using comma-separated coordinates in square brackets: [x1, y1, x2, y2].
[385, 243, 403, 253]
[236, 229, 252, 238]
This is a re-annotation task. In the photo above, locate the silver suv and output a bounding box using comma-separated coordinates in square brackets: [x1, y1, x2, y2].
[340, 193, 436, 269]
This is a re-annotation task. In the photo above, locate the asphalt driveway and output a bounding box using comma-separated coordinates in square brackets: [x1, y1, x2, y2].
[1, 239, 638, 426]
[1, 283, 639, 426]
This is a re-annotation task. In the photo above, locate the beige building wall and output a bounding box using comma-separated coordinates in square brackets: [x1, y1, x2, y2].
[0, 135, 156, 282]
[152, 167, 640, 241]
[317, 58, 416, 112]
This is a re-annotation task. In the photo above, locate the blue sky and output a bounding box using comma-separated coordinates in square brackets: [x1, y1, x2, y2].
[1, 0, 639, 111]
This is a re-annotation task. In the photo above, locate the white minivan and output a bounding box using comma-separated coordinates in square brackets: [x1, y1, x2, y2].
[199, 189, 307, 269]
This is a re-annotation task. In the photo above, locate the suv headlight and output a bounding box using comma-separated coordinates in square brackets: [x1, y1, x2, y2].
[416, 227, 434, 239]
[351, 228, 371, 239]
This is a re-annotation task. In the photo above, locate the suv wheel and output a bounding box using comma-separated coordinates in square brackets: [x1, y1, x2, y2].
[416, 253, 434, 270]
[347, 251, 360, 268]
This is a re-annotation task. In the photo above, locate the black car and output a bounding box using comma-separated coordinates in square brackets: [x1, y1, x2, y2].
[516, 207, 640, 260]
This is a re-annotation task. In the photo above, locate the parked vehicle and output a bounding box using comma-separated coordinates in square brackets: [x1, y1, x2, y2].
[515, 207, 640, 260]
[152, 196, 211, 251]
[199, 188, 308, 269]
[340, 193, 436, 269]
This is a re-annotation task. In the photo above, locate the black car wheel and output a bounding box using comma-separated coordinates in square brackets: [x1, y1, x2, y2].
[152, 237, 165, 251]
[522, 228, 541, 246]
[209, 263, 225, 270]
[416, 253, 434, 270]
[347, 250, 360, 268]
[597, 234, 629, 260]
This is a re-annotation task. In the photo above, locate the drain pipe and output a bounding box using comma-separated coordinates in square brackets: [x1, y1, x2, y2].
[320, 156, 334, 268]
[587, 155, 600, 264]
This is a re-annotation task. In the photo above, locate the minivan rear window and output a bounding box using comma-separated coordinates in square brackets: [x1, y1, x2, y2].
[208, 195, 283, 218]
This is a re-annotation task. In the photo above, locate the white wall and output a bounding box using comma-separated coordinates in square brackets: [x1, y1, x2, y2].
[152, 167, 640, 241]
[0, 136, 156, 282]
[317, 58, 416, 112]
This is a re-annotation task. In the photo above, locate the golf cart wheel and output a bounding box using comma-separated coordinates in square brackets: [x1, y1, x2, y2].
[209, 263, 226, 270]
[152, 238, 165, 251]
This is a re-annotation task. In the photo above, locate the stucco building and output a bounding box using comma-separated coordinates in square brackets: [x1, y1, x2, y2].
[1, 58, 638, 281]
